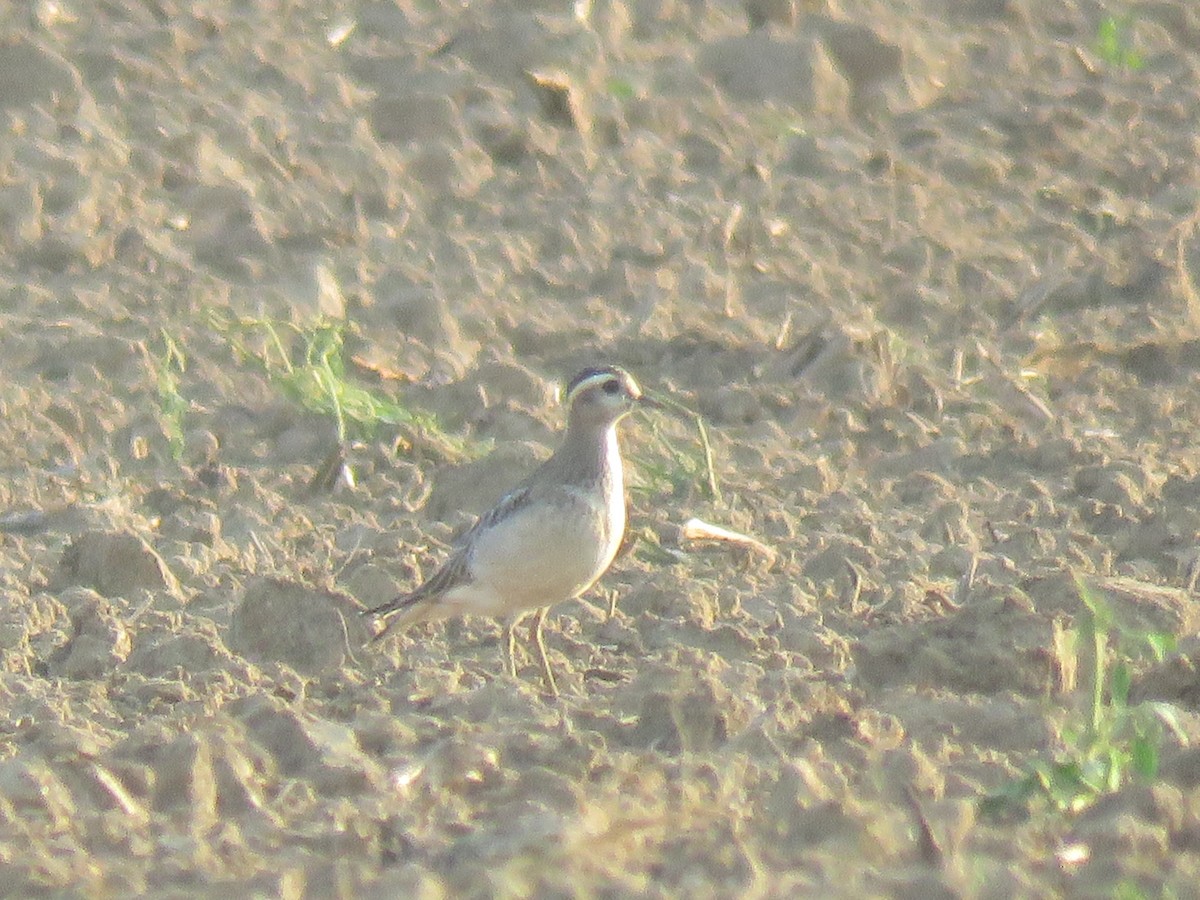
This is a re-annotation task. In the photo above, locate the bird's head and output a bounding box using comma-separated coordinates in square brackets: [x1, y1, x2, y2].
[564, 366, 660, 428]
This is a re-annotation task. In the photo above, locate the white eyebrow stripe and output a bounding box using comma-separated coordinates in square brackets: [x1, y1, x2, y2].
[566, 373, 617, 404]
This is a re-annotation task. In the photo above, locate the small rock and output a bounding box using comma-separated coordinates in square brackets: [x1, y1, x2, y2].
[228, 577, 367, 674]
[61, 530, 174, 598]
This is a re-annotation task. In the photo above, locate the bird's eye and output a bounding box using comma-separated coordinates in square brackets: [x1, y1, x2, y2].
[602, 379, 621, 395]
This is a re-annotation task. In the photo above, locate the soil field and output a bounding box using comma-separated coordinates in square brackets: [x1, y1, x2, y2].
[3, 0, 1200, 896]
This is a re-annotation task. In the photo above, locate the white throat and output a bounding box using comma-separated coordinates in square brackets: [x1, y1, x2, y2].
[604, 425, 625, 532]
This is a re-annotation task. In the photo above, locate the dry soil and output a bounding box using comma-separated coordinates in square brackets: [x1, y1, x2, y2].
[3, 0, 1200, 897]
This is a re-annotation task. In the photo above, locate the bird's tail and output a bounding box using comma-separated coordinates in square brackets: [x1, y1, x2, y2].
[362, 592, 434, 644]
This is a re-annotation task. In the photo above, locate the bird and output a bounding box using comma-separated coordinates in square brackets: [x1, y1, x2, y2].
[364, 365, 658, 695]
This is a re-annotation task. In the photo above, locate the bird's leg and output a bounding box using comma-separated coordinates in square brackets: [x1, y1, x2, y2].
[503, 614, 523, 678]
[532, 606, 559, 696]
[606, 587, 619, 619]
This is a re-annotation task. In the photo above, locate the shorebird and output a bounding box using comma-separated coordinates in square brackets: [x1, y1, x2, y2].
[364, 365, 657, 694]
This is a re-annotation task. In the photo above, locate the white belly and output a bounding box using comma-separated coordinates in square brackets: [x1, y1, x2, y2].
[442, 484, 623, 618]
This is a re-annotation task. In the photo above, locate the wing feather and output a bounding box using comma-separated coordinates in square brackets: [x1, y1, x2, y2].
[363, 485, 537, 639]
